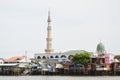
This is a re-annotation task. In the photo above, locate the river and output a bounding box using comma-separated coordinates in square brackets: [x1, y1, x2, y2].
[0, 76, 120, 80]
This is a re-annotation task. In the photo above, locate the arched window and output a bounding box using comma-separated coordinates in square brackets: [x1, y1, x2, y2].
[61, 55, 66, 58]
[37, 56, 41, 59]
[55, 55, 59, 58]
[50, 56, 54, 58]
[42, 56, 46, 59]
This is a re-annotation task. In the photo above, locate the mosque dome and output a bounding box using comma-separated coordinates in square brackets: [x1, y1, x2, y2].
[97, 42, 105, 54]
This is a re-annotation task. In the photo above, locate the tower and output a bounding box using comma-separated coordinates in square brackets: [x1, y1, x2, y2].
[45, 10, 54, 53]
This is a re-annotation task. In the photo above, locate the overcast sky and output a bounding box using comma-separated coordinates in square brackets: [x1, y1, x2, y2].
[0, 0, 120, 58]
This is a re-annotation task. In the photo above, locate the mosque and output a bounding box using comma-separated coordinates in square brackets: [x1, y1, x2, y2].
[34, 11, 114, 64]
[34, 10, 87, 60]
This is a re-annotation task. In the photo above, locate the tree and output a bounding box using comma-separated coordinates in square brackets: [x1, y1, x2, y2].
[72, 52, 91, 65]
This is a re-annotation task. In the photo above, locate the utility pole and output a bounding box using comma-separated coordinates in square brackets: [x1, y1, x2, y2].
[25, 51, 27, 67]
[114, 58, 116, 75]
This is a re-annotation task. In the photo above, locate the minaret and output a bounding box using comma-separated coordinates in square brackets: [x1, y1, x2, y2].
[45, 10, 54, 53]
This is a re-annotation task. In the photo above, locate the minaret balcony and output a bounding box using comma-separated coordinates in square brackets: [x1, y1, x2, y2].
[46, 38, 52, 41]
[47, 26, 52, 30]
[45, 49, 54, 53]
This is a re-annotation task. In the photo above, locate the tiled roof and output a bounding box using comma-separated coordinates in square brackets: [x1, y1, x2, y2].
[5, 56, 26, 62]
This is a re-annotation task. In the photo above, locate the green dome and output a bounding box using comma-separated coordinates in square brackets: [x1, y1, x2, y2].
[97, 42, 105, 54]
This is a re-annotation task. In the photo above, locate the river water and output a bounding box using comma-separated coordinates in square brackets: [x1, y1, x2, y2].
[0, 76, 120, 80]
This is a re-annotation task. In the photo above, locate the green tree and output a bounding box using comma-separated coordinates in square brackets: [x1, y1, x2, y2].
[72, 52, 91, 65]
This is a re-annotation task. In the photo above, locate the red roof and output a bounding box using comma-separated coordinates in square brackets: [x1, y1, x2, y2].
[5, 56, 26, 62]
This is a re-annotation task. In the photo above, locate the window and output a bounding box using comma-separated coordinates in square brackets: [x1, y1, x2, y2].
[37, 56, 41, 59]
[61, 55, 66, 58]
[55, 55, 59, 58]
[42, 56, 46, 59]
[50, 56, 54, 58]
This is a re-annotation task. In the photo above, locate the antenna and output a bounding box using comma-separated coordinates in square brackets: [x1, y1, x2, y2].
[25, 51, 27, 63]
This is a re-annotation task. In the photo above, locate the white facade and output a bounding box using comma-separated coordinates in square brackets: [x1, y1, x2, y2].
[34, 50, 87, 60]
[35, 52, 72, 60]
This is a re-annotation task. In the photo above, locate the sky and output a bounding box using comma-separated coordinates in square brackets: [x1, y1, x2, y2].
[0, 0, 120, 58]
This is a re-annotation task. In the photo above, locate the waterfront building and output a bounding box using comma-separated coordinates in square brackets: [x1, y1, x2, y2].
[91, 42, 115, 71]
[4, 56, 31, 68]
[0, 56, 31, 75]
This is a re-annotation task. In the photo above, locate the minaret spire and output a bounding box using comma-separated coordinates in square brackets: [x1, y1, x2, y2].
[45, 10, 54, 53]
[48, 9, 51, 22]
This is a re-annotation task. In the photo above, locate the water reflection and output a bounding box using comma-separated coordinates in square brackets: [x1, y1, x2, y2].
[0, 76, 120, 80]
